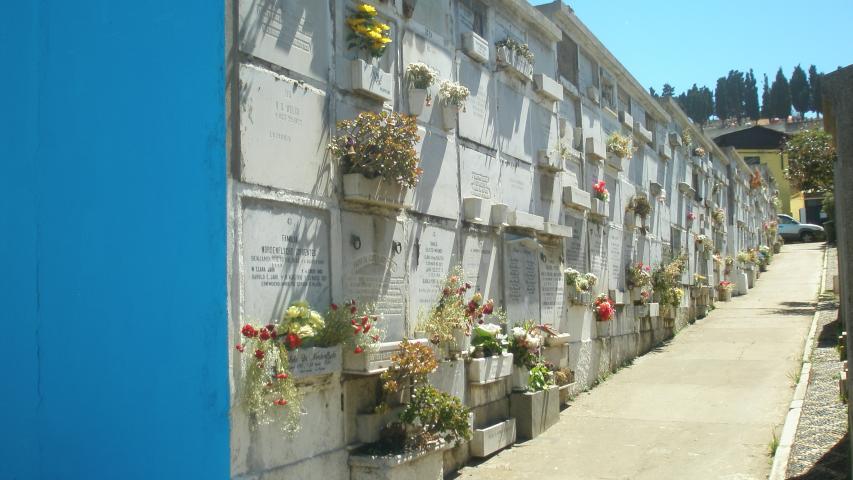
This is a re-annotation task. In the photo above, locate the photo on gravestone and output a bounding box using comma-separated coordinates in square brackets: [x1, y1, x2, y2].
[462, 231, 502, 304]
[539, 244, 565, 328]
[588, 222, 608, 294]
[503, 234, 542, 327]
[409, 223, 458, 336]
[563, 211, 587, 271]
[239, 64, 331, 196]
[341, 211, 406, 340]
[238, 0, 331, 84]
[458, 58, 497, 149]
[240, 199, 331, 323]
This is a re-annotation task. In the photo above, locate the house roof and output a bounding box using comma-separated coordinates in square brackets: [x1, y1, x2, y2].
[712, 125, 791, 150]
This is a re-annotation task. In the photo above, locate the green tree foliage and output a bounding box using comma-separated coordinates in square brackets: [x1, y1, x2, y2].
[783, 129, 836, 192]
[789, 65, 810, 119]
[714, 77, 728, 121]
[677, 83, 713, 126]
[808, 65, 823, 115]
[769, 68, 791, 119]
[761, 73, 771, 118]
[745, 69, 760, 120]
[662, 83, 675, 97]
[649, 86, 657, 98]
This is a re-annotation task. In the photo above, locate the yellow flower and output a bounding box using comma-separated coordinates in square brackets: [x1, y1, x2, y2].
[378, 37, 392, 44]
[367, 30, 382, 40]
[297, 324, 315, 338]
[347, 17, 366, 26]
[379, 23, 390, 31]
[354, 25, 371, 35]
[309, 311, 325, 330]
[285, 305, 301, 319]
[358, 3, 376, 15]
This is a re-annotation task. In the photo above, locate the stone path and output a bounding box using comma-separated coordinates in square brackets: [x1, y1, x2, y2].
[786, 247, 849, 479]
[456, 243, 824, 480]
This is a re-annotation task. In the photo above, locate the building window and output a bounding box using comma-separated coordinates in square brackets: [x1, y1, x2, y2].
[617, 86, 631, 115]
[599, 67, 616, 111]
[744, 156, 760, 166]
[557, 36, 579, 86]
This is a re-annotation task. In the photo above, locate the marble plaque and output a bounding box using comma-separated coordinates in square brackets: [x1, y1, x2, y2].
[588, 223, 607, 292]
[459, 58, 497, 149]
[409, 224, 457, 328]
[288, 346, 341, 378]
[494, 12, 525, 45]
[238, 0, 331, 83]
[411, 128, 459, 220]
[563, 212, 587, 271]
[650, 239, 663, 266]
[504, 236, 541, 325]
[498, 157, 534, 213]
[408, 1, 452, 42]
[607, 226, 624, 290]
[539, 246, 564, 327]
[563, 161, 581, 188]
[241, 200, 331, 323]
[531, 102, 558, 160]
[460, 146, 500, 201]
[341, 212, 406, 340]
[497, 80, 533, 163]
[527, 34, 555, 80]
[462, 232, 502, 304]
[239, 65, 331, 195]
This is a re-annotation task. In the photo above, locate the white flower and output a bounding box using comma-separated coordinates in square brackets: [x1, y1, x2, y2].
[526, 335, 541, 349]
[297, 325, 315, 338]
[511, 327, 525, 338]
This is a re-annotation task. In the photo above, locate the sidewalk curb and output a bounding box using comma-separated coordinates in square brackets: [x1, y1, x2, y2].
[768, 246, 827, 480]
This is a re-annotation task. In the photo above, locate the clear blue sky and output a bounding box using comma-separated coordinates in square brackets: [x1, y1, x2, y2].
[529, 0, 853, 97]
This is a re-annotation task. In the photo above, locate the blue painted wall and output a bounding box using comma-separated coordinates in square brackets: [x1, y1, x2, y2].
[0, 1, 229, 478]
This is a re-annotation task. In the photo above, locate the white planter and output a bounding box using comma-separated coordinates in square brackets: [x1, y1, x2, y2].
[511, 365, 530, 392]
[349, 444, 447, 480]
[542, 343, 569, 368]
[449, 328, 470, 354]
[471, 419, 516, 458]
[562, 186, 591, 210]
[648, 302, 660, 318]
[633, 122, 653, 144]
[595, 320, 611, 338]
[343, 173, 410, 209]
[355, 407, 403, 444]
[510, 386, 560, 440]
[407, 88, 428, 116]
[586, 85, 600, 104]
[462, 197, 490, 225]
[350, 59, 393, 101]
[343, 339, 429, 375]
[650, 181, 664, 198]
[441, 104, 459, 130]
[630, 288, 645, 304]
[461, 31, 489, 63]
[567, 289, 592, 306]
[585, 137, 605, 161]
[496, 46, 533, 80]
[606, 153, 629, 172]
[533, 73, 564, 102]
[677, 181, 692, 194]
[590, 198, 608, 219]
[542, 222, 573, 238]
[619, 110, 633, 130]
[489, 203, 510, 226]
[506, 210, 545, 231]
[467, 353, 514, 384]
[537, 149, 563, 172]
[287, 345, 342, 379]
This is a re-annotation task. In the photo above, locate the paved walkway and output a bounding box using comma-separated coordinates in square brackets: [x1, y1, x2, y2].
[458, 243, 824, 480]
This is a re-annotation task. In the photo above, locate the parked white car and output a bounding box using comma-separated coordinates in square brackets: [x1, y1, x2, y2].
[777, 214, 824, 242]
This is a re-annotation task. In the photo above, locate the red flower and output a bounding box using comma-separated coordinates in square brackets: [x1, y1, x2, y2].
[259, 328, 271, 341]
[354, 346, 364, 354]
[464, 282, 471, 290]
[350, 306, 357, 314]
[361, 315, 369, 325]
[331, 303, 338, 311]
[235, 344, 245, 352]
[442, 287, 451, 296]
[284, 332, 302, 350]
[275, 373, 288, 379]
[351, 318, 357, 325]
[363, 324, 371, 333]
[254, 349, 265, 360]
[371, 335, 380, 341]
[273, 399, 288, 406]
[482, 302, 494, 315]
[353, 325, 362, 334]
[241, 324, 257, 338]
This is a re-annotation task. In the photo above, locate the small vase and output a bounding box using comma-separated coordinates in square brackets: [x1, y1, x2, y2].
[441, 104, 459, 130]
[408, 88, 428, 116]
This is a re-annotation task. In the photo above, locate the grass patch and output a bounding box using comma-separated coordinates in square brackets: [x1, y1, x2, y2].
[768, 428, 780, 458]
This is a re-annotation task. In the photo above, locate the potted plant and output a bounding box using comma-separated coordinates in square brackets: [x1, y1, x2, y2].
[625, 262, 652, 304]
[330, 111, 422, 208]
[495, 37, 534, 79]
[591, 180, 609, 219]
[552, 366, 575, 405]
[506, 321, 541, 391]
[692, 146, 705, 157]
[712, 207, 726, 227]
[652, 254, 687, 327]
[564, 268, 596, 305]
[379, 339, 438, 406]
[627, 195, 652, 232]
[605, 132, 633, 171]
[405, 62, 437, 116]
[346, 3, 392, 59]
[468, 322, 514, 384]
[695, 234, 708, 252]
[686, 211, 696, 226]
[718, 281, 734, 302]
[592, 293, 615, 337]
[509, 361, 559, 440]
[437, 80, 469, 130]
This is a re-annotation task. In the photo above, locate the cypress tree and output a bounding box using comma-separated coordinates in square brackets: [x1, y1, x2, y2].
[789, 65, 810, 120]
[808, 65, 823, 115]
[744, 69, 760, 120]
[769, 68, 791, 119]
[760, 73, 771, 118]
[714, 77, 728, 122]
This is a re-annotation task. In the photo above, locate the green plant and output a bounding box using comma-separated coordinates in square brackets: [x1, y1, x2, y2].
[398, 385, 472, 447]
[626, 262, 652, 290]
[417, 266, 497, 348]
[346, 3, 392, 58]
[495, 37, 534, 64]
[652, 254, 687, 307]
[317, 299, 384, 354]
[329, 111, 422, 188]
[564, 268, 596, 293]
[507, 320, 541, 368]
[606, 132, 633, 159]
[528, 363, 555, 392]
[380, 339, 438, 405]
[783, 129, 836, 193]
[628, 195, 652, 219]
[712, 207, 725, 225]
[470, 322, 507, 358]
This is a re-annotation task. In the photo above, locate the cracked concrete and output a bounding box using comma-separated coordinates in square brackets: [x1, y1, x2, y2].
[456, 243, 823, 480]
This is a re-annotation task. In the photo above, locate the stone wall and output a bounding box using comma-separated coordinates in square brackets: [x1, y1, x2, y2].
[226, 1, 777, 478]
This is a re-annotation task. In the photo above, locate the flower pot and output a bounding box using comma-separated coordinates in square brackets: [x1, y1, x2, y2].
[590, 198, 608, 219]
[467, 353, 514, 384]
[511, 365, 530, 392]
[471, 418, 516, 458]
[595, 320, 611, 338]
[342, 173, 410, 209]
[449, 328, 470, 355]
[630, 288, 645, 304]
[462, 197, 490, 225]
[568, 289, 591, 306]
[510, 386, 560, 440]
[287, 345, 342, 379]
[441, 104, 459, 130]
[343, 339, 429, 375]
[407, 88, 428, 116]
[718, 289, 732, 302]
[349, 443, 448, 480]
[350, 59, 393, 102]
[355, 406, 404, 444]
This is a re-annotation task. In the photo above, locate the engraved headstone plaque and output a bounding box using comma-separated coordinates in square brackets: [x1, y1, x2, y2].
[409, 224, 457, 329]
[539, 245, 564, 326]
[462, 232, 502, 303]
[563, 211, 587, 271]
[503, 236, 541, 325]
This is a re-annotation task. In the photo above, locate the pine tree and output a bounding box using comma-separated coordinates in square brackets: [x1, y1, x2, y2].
[789, 65, 810, 120]
[744, 69, 760, 120]
[760, 74, 771, 118]
[769, 68, 791, 119]
[649, 86, 658, 98]
[714, 77, 728, 122]
[662, 83, 675, 97]
[808, 65, 823, 116]
[726, 70, 746, 122]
